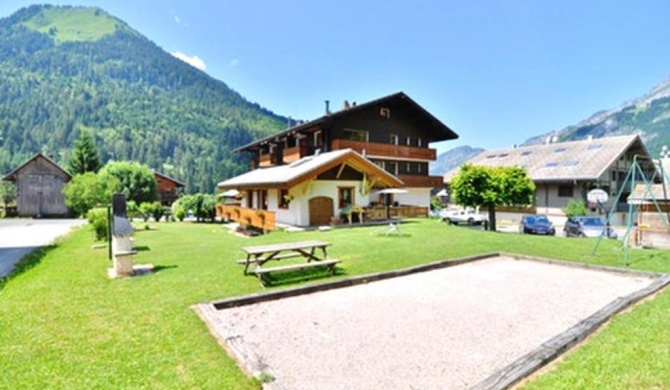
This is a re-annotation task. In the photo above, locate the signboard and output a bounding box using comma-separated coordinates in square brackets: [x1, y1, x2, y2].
[587, 188, 609, 204]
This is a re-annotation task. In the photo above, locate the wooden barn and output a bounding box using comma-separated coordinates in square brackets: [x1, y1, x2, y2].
[2, 153, 72, 217]
[153, 171, 184, 206]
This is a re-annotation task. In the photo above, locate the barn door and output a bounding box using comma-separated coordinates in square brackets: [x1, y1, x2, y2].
[308, 196, 334, 226]
[19, 175, 42, 216]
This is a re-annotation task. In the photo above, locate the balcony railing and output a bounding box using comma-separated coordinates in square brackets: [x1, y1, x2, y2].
[396, 175, 444, 188]
[282, 146, 302, 164]
[332, 139, 436, 161]
[216, 204, 276, 232]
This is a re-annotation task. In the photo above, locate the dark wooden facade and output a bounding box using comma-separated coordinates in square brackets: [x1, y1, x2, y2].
[154, 171, 185, 206]
[3, 153, 71, 217]
[238, 92, 458, 189]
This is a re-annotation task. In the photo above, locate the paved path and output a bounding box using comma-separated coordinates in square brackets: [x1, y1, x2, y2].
[0, 219, 86, 278]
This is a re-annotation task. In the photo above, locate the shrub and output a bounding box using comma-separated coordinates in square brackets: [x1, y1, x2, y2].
[86, 207, 109, 241]
[563, 199, 588, 217]
[150, 202, 165, 222]
[138, 202, 153, 222]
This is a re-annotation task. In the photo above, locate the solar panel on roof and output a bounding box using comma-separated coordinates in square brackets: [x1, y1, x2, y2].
[564, 160, 580, 167]
[587, 143, 603, 150]
[521, 151, 532, 156]
[544, 162, 560, 168]
[554, 147, 567, 153]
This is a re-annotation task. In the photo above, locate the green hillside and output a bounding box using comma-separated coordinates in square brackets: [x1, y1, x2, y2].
[21, 6, 124, 43]
[0, 5, 288, 193]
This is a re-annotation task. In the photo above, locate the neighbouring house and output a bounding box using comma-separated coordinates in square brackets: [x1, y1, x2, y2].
[217, 92, 458, 228]
[443, 135, 657, 215]
[153, 171, 184, 206]
[2, 153, 72, 217]
[627, 183, 670, 248]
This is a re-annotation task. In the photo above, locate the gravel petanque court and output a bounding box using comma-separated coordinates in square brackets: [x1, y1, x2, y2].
[199, 255, 664, 390]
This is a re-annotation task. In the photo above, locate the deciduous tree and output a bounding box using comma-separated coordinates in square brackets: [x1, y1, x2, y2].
[450, 164, 535, 231]
[98, 161, 158, 204]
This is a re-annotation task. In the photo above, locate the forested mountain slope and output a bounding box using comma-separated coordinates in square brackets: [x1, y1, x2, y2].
[0, 5, 289, 192]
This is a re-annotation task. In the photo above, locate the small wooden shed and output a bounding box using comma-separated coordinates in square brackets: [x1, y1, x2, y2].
[153, 171, 185, 206]
[3, 153, 72, 217]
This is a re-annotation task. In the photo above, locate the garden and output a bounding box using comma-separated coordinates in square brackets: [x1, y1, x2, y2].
[1, 218, 670, 389]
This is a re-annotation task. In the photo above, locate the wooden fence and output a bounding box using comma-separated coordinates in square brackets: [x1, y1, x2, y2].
[216, 205, 276, 232]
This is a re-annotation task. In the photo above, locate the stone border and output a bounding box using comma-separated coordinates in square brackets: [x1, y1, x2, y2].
[195, 253, 670, 389]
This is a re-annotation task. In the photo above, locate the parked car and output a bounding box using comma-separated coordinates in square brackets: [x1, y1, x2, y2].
[519, 214, 556, 235]
[564, 216, 617, 239]
[441, 208, 488, 226]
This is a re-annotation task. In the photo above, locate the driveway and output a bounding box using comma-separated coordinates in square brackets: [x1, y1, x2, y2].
[0, 219, 86, 278]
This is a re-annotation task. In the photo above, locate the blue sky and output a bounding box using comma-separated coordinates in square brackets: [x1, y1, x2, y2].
[2, 1, 669, 154]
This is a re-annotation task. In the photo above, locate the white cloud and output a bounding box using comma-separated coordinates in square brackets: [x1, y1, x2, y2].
[171, 52, 206, 71]
[174, 15, 181, 24]
[229, 58, 240, 68]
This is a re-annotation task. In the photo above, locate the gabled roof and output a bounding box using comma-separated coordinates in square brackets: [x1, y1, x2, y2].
[153, 171, 185, 187]
[217, 149, 403, 190]
[3, 153, 71, 182]
[628, 183, 670, 203]
[236, 91, 458, 152]
[443, 135, 650, 183]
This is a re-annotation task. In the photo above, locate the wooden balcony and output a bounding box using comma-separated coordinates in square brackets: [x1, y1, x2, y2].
[397, 175, 444, 188]
[258, 154, 272, 167]
[332, 139, 436, 161]
[282, 146, 302, 164]
[216, 204, 276, 232]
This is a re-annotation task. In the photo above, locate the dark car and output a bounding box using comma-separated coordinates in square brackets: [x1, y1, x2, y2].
[564, 216, 617, 239]
[519, 214, 556, 235]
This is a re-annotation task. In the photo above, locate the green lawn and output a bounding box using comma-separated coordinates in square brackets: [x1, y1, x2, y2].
[1, 218, 669, 389]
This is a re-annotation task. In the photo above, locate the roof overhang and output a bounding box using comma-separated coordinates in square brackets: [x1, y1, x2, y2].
[217, 149, 403, 190]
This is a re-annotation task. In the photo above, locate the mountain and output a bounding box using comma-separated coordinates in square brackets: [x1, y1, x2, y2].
[522, 78, 670, 156]
[433, 77, 670, 176]
[430, 145, 485, 176]
[0, 5, 289, 193]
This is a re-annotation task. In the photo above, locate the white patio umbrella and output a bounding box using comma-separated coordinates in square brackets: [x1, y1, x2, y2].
[219, 189, 240, 197]
[435, 189, 448, 197]
[374, 188, 409, 195]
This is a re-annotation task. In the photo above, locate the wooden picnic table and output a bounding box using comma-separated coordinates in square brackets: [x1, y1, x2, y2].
[238, 240, 339, 285]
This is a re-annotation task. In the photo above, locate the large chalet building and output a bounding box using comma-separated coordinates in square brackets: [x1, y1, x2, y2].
[217, 92, 458, 228]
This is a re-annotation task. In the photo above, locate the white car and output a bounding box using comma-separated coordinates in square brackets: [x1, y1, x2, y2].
[440, 209, 488, 226]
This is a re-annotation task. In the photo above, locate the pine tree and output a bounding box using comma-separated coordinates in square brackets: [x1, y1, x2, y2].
[68, 129, 101, 175]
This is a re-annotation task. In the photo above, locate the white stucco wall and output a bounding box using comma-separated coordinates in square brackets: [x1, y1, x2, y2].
[392, 188, 431, 208]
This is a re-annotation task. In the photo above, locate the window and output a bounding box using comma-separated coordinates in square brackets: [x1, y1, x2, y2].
[406, 162, 411, 173]
[587, 143, 603, 150]
[343, 129, 368, 142]
[313, 131, 323, 147]
[386, 161, 398, 175]
[544, 162, 560, 168]
[554, 147, 567, 153]
[521, 151, 532, 156]
[338, 187, 354, 208]
[406, 136, 411, 146]
[558, 185, 574, 197]
[418, 138, 423, 147]
[563, 160, 580, 167]
[279, 189, 290, 209]
[390, 133, 398, 145]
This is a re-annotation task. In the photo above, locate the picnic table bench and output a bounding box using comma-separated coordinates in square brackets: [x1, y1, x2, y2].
[238, 240, 340, 285]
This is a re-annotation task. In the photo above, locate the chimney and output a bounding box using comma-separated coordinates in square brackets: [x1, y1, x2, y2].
[343, 100, 350, 109]
[325, 100, 330, 115]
